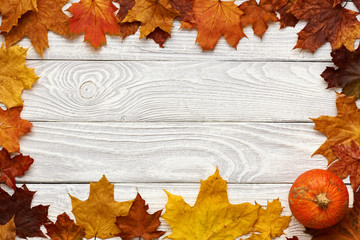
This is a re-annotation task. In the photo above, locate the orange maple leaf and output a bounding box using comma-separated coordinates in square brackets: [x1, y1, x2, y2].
[291, 0, 360, 52]
[68, 0, 120, 49]
[0, 0, 37, 32]
[2, 0, 70, 57]
[0, 107, 32, 153]
[186, 0, 245, 50]
[311, 93, 360, 164]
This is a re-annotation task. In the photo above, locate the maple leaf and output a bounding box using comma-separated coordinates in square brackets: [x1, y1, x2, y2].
[115, 193, 165, 240]
[0, 0, 37, 32]
[115, 0, 140, 39]
[249, 199, 291, 240]
[321, 46, 360, 99]
[68, 0, 120, 49]
[122, 0, 180, 39]
[0, 184, 49, 238]
[0, 148, 33, 189]
[277, 0, 299, 28]
[0, 217, 16, 240]
[3, 0, 70, 57]
[286, 237, 299, 240]
[0, 107, 32, 153]
[290, 0, 360, 52]
[328, 141, 360, 191]
[306, 190, 360, 240]
[0, 44, 39, 109]
[170, 0, 195, 25]
[311, 93, 360, 164]
[45, 213, 85, 240]
[69, 175, 133, 239]
[239, 0, 280, 38]
[185, 0, 245, 50]
[162, 168, 260, 240]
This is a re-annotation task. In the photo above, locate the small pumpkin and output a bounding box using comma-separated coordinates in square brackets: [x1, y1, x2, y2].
[288, 169, 349, 229]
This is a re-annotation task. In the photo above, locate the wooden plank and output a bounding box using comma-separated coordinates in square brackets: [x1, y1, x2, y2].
[21, 61, 337, 122]
[18, 122, 330, 184]
[10, 183, 344, 240]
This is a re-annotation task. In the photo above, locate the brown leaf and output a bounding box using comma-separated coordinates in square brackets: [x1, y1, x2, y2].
[115, 0, 140, 39]
[169, 0, 195, 25]
[0, 107, 32, 153]
[0, 0, 37, 32]
[0, 148, 33, 189]
[286, 237, 299, 240]
[277, 0, 299, 28]
[116, 193, 165, 240]
[291, 0, 360, 52]
[311, 93, 360, 164]
[146, 28, 171, 48]
[0, 217, 16, 240]
[45, 213, 85, 240]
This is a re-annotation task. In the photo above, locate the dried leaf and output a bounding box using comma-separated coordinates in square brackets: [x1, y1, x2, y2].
[0, 107, 32, 153]
[0, 44, 39, 108]
[0, 217, 16, 240]
[70, 175, 133, 239]
[3, 0, 70, 57]
[45, 213, 85, 240]
[0, 148, 33, 189]
[0, 0, 37, 32]
[162, 168, 260, 240]
[277, 0, 298, 28]
[291, 0, 360, 52]
[68, 0, 120, 48]
[116, 193, 165, 240]
[286, 237, 299, 240]
[170, 0, 195, 25]
[0, 184, 49, 238]
[311, 93, 360, 164]
[115, 0, 140, 39]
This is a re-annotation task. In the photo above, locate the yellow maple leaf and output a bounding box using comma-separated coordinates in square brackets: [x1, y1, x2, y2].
[162, 168, 260, 240]
[0, 44, 39, 108]
[311, 93, 360, 164]
[69, 175, 133, 239]
[0, 0, 37, 32]
[122, 0, 180, 38]
[0, 217, 16, 240]
[248, 199, 291, 240]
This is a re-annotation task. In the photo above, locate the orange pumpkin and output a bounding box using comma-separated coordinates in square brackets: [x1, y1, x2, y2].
[288, 169, 349, 229]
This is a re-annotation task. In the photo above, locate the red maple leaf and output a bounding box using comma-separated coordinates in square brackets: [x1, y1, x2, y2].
[45, 213, 85, 240]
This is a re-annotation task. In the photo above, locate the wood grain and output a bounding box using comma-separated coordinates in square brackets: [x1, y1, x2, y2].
[21, 61, 337, 122]
[17, 122, 329, 184]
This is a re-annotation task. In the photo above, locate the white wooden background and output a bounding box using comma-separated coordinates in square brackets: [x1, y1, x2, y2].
[1, 1, 357, 239]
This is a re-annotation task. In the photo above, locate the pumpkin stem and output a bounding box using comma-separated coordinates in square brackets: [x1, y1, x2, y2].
[315, 193, 331, 209]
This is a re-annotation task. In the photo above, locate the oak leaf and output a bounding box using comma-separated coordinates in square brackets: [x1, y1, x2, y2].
[248, 199, 291, 240]
[0, 44, 39, 108]
[321, 46, 360, 99]
[306, 190, 360, 239]
[122, 0, 180, 39]
[69, 175, 133, 239]
[277, 0, 298, 28]
[115, 193, 165, 240]
[291, 0, 360, 52]
[0, 148, 33, 189]
[162, 168, 260, 240]
[328, 141, 360, 191]
[0, 184, 49, 238]
[3, 0, 70, 57]
[0, 107, 32, 153]
[45, 213, 85, 240]
[0, 0, 37, 32]
[0, 217, 16, 240]
[68, 0, 120, 49]
[311, 93, 360, 164]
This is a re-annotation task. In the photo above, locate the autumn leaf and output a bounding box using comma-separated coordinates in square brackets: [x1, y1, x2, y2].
[162, 168, 260, 240]
[68, 0, 120, 49]
[0, 44, 39, 108]
[0, 217, 16, 240]
[170, 0, 195, 26]
[306, 191, 360, 239]
[286, 237, 299, 240]
[248, 199, 291, 240]
[0, 107, 32, 153]
[239, 0, 282, 38]
[45, 213, 85, 240]
[277, 0, 299, 28]
[311, 93, 360, 164]
[115, 0, 140, 39]
[0, 148, 33, 189]
[3, 0, 70, 57]
[69, 175, 133, 239]
[0, 0, 37, 32]
[321, 46, 360, 99]
[0, 184, 49, 238]
[115, 193, 165, 240]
